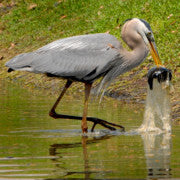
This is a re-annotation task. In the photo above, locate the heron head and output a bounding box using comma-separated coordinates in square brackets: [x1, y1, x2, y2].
[122, 18, 162, 66]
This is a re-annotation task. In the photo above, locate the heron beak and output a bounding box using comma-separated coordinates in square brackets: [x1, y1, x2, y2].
[148, 40, 162, 67]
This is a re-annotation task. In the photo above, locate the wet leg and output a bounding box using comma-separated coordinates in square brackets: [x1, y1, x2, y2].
[49, 81, 124, 132]
[49, 80, 72, 118]
[82, 83, 92, 133]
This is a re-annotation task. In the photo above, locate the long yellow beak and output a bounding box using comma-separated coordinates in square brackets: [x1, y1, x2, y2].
[149, 41, 162, 67]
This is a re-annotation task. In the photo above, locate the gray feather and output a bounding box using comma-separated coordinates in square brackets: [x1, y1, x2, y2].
[6, 33, 123, 84]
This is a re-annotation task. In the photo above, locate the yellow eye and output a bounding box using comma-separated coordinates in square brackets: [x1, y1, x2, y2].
[147, 32, 151, 36]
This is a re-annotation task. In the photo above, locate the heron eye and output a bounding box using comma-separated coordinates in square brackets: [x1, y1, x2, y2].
[147, 32, 151, 36]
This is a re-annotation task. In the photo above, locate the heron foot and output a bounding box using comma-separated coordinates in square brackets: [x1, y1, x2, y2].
[87, 117, 125, 132]
[49, 109, 57, 119]
[82, 127, 88, 133]
[81, 122, 88, 133]
[49, 111, 125, 132]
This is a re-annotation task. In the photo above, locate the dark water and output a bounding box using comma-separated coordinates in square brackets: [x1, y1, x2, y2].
[0, 80, 179, 179]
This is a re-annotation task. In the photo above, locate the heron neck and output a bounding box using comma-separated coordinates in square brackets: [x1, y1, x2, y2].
[121, 42, 149, 68]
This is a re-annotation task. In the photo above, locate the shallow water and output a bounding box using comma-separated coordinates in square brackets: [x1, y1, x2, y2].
[0, 80, 179, 179]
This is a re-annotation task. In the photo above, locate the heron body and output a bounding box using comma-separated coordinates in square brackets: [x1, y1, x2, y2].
[6, 32, 148, 86]
[6, 18, 161, 133]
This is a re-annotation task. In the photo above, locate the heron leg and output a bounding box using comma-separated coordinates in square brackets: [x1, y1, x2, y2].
[49, 80, 72, 117]
[49, 80, 124, 132]
[82, 83, 92, 133]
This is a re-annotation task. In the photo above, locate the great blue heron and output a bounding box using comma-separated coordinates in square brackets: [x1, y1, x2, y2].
[6, 18, 162, 133]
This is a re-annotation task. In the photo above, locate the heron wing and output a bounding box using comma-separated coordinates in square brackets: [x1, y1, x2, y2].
[6, 33, 122, 82]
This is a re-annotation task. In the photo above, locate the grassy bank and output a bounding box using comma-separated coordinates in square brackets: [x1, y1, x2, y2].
[0, 0, 179, 121]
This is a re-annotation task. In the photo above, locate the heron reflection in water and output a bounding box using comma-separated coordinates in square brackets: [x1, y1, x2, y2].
[6, 18, 162, 133]
[49, 133, 171, 179]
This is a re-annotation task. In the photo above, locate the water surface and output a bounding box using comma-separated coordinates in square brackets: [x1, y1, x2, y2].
[0, 80, 179, 179]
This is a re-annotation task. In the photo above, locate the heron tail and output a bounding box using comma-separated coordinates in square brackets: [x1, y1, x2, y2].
[5, 53, 34, 72]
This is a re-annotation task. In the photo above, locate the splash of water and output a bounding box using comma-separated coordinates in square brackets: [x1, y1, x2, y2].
[138, 68, 172, 133]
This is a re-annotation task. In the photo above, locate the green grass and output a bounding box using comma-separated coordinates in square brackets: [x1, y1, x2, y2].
[0, 0, 179, 107]
[0, 0, 179, 66]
